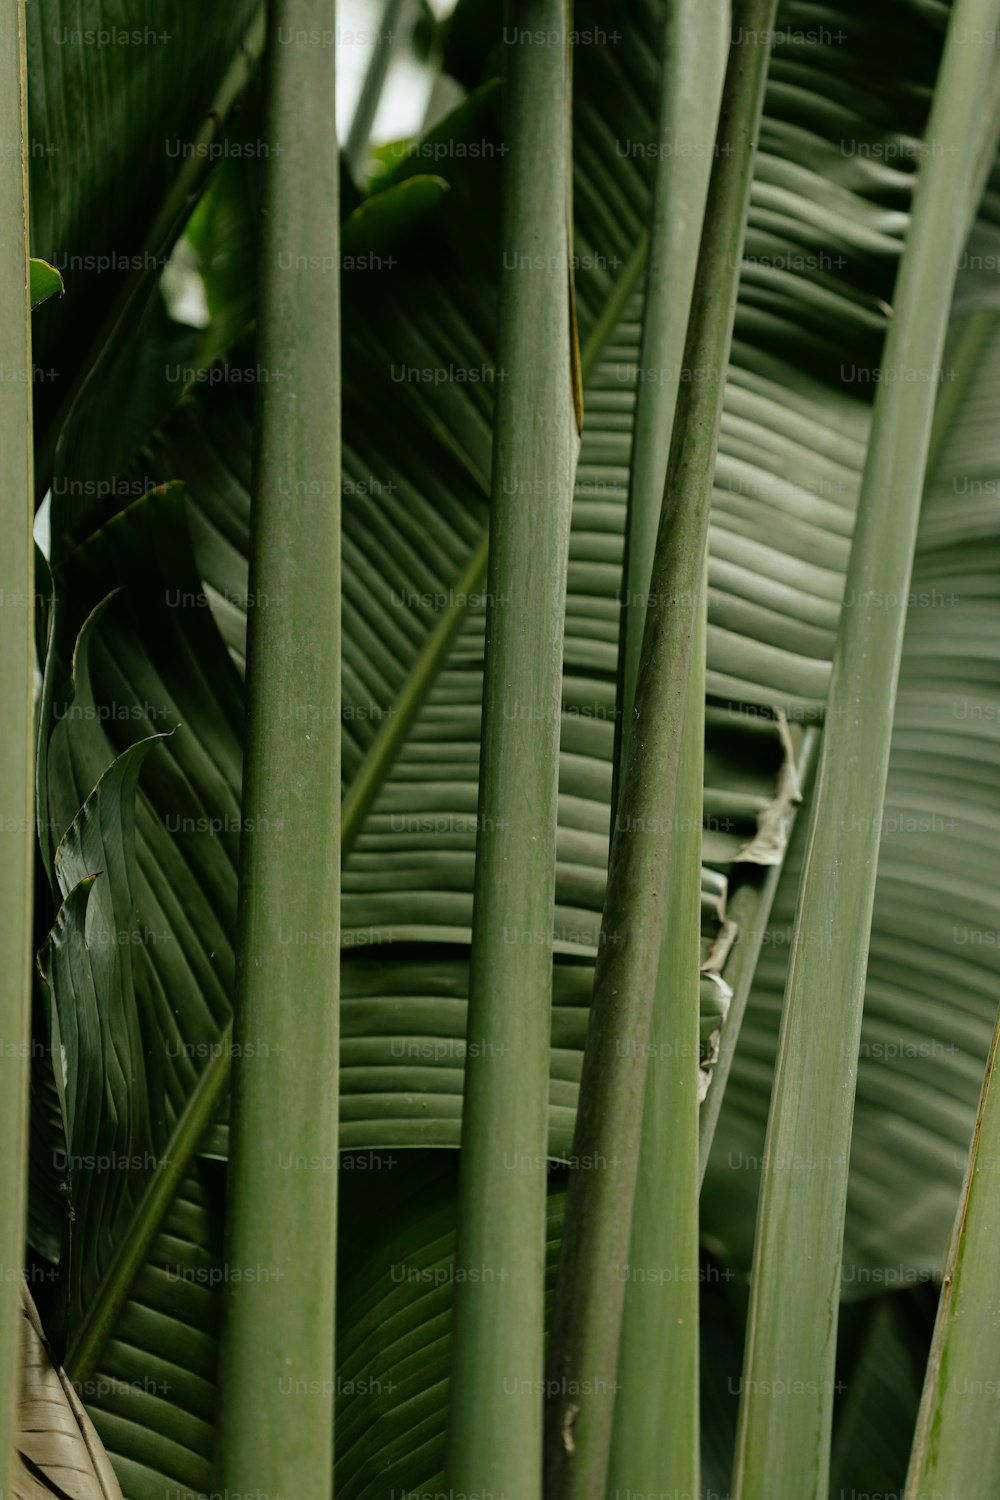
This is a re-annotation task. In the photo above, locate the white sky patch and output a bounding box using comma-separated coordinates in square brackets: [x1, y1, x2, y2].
[340, 0, 458, 145]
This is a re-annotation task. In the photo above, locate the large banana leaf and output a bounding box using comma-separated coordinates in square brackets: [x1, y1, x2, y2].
[703, 182, 1000, 1280]
[79, 1160, 227, 1500]
[36, 582, 239, 1497]
[31, 0, 1000, 1492]
[103, 0, 971, 1220]
[93, 1163, 924, 1500]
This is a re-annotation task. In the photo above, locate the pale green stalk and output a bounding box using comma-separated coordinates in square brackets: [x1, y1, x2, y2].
[732, 5, 1000, 1496]
[608, 562, 707, 1499]
[608, 5, 728, 1489]
[443, 5, 579, 1497]
[0, 2, 34, 1489]
[217, 2, 341, 1494]
[544, 7, 778, 1495]
[614, 0, 729, 803]
[904, 1002, 1000, 1500]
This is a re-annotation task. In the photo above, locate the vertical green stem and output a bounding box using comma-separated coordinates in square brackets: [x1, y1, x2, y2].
[732, 4, 1000, 1496]
[904, 1001, 1000, 1500]
[607, 5, 728, 1489]
[608, 560, 707, 1498]
[544, 7, 777, 1495]
[614, 0, 729, 804]
[0, 1, 34, 1489]
[443, 5, 579, 1497]
[217, 2, 341, 1495]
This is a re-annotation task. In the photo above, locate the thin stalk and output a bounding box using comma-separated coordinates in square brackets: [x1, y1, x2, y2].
[543, 7, 778, 1494]
[967, 53, 1000, 239]
[0, 1, 34, 1489]
[608, 560, 707, 1498]
[217, 3, 341, 1496]
[613, 0, 729, 810]
[607, 6, 729, 1489]
[732, 5, 1000, 1497]
[443, 5, 579, 1498]
[904, 1002, 1000, 1500]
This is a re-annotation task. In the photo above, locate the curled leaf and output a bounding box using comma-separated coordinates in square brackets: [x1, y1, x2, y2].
[15, 1286, 124, 1500]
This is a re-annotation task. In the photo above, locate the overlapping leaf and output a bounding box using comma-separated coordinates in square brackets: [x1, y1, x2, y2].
[703, 187, 1000, 1280]
[41, 0, 968, 1248]
[26, 0, 263, 451]
[31, 2, 1000, 1492]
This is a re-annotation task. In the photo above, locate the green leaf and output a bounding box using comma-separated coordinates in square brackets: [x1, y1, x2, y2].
[27, 0, 263, 458]
[335, 1155, 567, 1500]
[33, 11, 994, 1488]
[342, 172, 450, 255]
[704, 217, 1000, 1285]
[39, 733, 167, 1358]
[80, 1159, 227, 1500]
[39, 490, 245, 1396]
[184, 154, 262, 368]
[29, 257, 63, 309]
[831, 1296, 926, 1499]
[99, 384, 796, 1155]
[731, 3, 1000, 1491]
[50, 287, 198, 556]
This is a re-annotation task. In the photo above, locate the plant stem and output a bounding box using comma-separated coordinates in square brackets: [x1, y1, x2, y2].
[613, 0, 729, 808]
[0, 1, 34, 1490]
[544, 6, 777, 1494]
[904, 999, 1000, 1500]
[217, 2, 341, 1495]
[732, 4, 1000, 1496]
[443, 5, 579, 1497]
[608, 559, 707, 1498]
[607, 6, 728, 1489]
